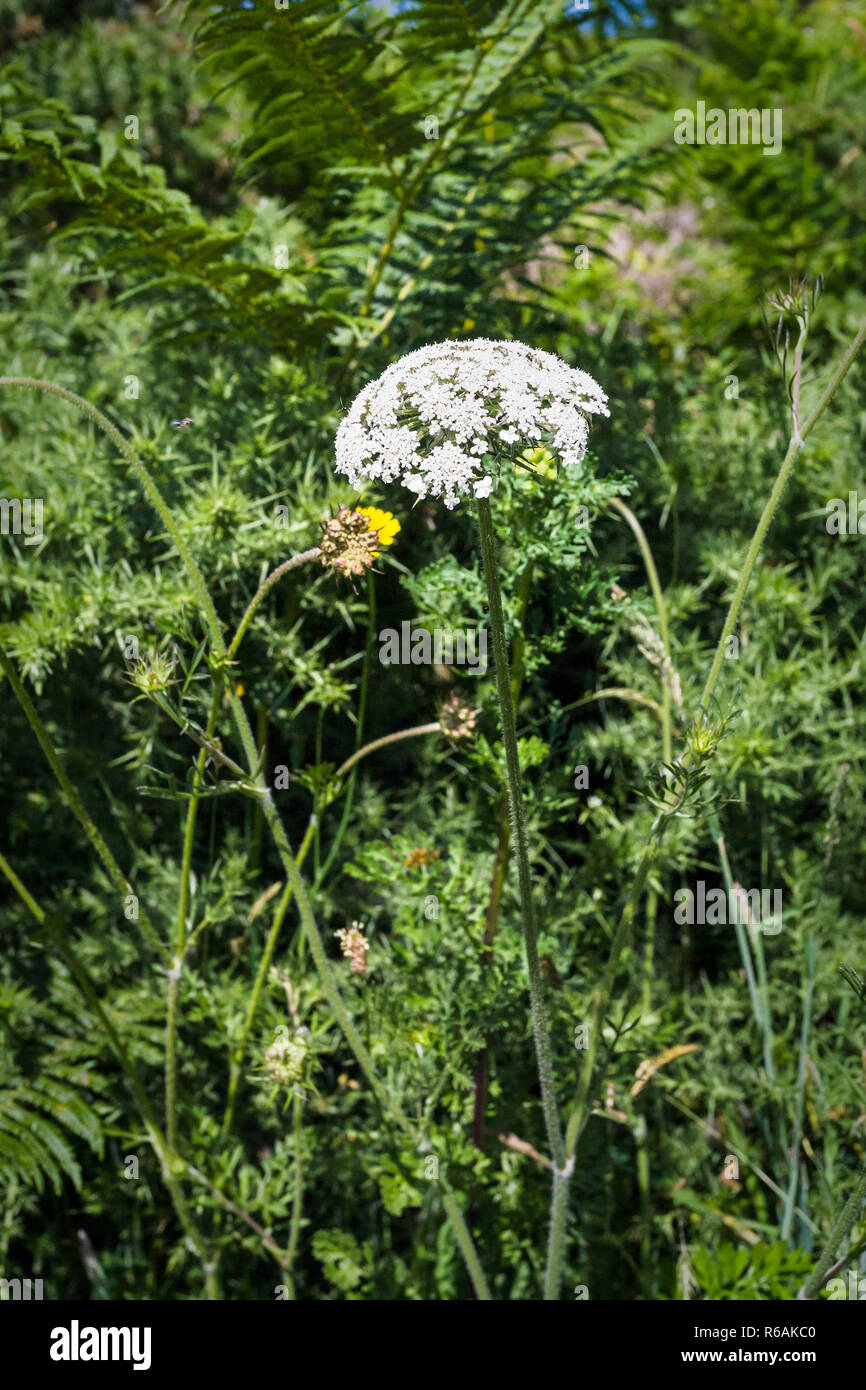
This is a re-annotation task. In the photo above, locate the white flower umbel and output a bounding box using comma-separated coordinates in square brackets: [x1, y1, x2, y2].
[335, 338, 609, 509]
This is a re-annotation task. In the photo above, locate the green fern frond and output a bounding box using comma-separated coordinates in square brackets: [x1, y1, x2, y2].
[0, 983, 104, 1195]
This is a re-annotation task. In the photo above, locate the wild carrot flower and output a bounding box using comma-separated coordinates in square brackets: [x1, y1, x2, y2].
[335, 338, 609, 508]
[438, 691, 478, 740]
[335, 922, 369, 974]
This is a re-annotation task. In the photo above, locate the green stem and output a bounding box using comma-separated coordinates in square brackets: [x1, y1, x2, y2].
[476, 500, 564, 1167]
[476, 498, 566, 1299]
[286, 1089, 305, 1297]
[555, 311, 866, 1294]
[167, 683, 222, 1154]
[315, 570, 375, 888]
[186, 1163, 292, 1272]
[228, 550, 321, 660]
[608, 497, 673, 764]
[608, 498, 676, 1023]
[440, 1184, 492, 1301]
[0, 850, 45, 922]
[222, 821, 315, 1136]
[0, 857, 219, 1296]
[0, 646, 170, 966]
[698, 312, 866, 713]
[709, 806, 762, 1030]
[565, 814, 667, 1160]
[782, 934, 815, 1245]
[0, 378, 224, 651]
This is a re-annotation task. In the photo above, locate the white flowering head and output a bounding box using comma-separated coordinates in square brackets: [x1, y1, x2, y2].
[335, 338, 609, 509]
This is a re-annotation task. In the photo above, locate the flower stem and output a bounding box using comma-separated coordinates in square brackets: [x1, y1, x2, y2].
[222, 820, 315, 1137]
[334, 723, 440, 780]
[228, 550, 322, 660]
[0, 378, 223, 649]
[0, 859, 220, 1295]
[167, 683, 222, 1154]
[475, 501, 566, 1172]
[550, 311, 866, 1301]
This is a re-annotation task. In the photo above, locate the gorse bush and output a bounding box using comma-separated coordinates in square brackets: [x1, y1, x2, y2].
[0, 0, 866, 1303]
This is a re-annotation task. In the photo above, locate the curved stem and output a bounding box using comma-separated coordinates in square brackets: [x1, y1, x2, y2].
[475, 500, 565, 1172]
[334, 722, 440, 780]
[561, 686, 669, 725]
[228, 550, 321, 660]
[608, 497, 673, 763]
[0, 378, 225, 653]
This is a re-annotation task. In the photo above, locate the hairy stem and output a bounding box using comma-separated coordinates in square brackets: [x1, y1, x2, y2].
[228, 550, 321, 661]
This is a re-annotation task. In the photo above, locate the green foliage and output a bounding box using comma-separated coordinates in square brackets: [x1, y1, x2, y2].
[0, 980, 104, 1194]
[686, 1242, 814, 1302]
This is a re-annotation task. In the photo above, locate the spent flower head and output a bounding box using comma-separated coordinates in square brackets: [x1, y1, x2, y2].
[319, 506, 381, 578]
[264, 1032, 307, 1086]
[335, 338, 609, 509]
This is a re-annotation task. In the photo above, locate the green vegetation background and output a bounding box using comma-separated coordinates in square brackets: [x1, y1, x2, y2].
[0, 0, 865, 1300]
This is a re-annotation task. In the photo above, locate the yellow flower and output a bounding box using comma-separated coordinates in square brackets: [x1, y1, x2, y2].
[357, 507, 401, 553]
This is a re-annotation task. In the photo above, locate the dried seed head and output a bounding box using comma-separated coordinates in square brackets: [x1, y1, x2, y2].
[319, 506, 381, 578]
